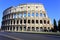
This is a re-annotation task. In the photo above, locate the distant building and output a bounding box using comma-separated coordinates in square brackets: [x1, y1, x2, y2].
[1, 3, 53, 32]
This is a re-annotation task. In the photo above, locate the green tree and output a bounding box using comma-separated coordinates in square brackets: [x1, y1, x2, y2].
[53, 19, 57, 32]
[58, 19, 60, 32]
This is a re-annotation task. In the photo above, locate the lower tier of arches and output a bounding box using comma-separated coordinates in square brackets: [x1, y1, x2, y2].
[1, 25, 52, 32]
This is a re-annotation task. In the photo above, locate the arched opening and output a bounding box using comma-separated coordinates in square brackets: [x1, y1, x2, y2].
[47, 20, 49, 24]
[36, 27, 39, 32]
[27, 27, 30, 31]
[14, 20, 15, 24]
[24, 20, 26, 24]
[32, 20, 34, 24]
[32, 13, 34, 17]
[17, 20, 19, 24]
[20, 20, 22, 24]
[36, 13, 38, 17]
[40, 27, 43, 31]
[8, 27, 9, 30]
[48, 27, 51, 32]
[32, 27, 35, 31]
[28, 13, 30, 17]
[24, 13, 26, 17]
[24, 26, 26, 31]
[40, 13, 43, 17]
[40, 20, 42, 24]
[44, 27, 47, 32]
[28, 20, 30, 23]
[20, 26, 22, 31]
[36, 20, 38, 24]
[44, 20, 46, 24]
[44, 14, 46, 17]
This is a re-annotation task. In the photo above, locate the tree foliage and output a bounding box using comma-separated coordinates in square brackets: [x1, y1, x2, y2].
[53, 19, 57, 32]
[58, 19, 60, 32]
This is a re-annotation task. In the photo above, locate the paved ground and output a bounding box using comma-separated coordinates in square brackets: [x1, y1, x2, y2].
[0, 32, 60, 40]
[0, 35, 15, 40]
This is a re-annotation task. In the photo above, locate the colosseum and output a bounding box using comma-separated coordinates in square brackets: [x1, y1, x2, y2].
[1, 3, 53, 32]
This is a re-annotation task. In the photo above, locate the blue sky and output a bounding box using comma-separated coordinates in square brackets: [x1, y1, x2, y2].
[0, 0, 60, 27]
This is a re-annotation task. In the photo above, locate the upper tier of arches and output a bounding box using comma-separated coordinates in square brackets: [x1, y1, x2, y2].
[3, 4, 46, 16]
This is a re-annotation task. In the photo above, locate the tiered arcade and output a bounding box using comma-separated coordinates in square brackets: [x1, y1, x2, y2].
[1, 3, 53, 32]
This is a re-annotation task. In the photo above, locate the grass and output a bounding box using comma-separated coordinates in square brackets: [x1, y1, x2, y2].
[18, 31, 60, 36]
[4, 31, 60, 36]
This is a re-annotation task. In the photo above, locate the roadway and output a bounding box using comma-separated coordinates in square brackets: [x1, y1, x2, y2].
[0, 35, 15, 40]
[0, 32, 60, 40]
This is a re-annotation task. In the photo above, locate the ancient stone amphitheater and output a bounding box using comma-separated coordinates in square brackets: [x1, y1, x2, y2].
[1, 3, 53, 32]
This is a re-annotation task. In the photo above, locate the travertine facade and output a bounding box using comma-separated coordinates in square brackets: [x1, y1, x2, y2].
[1, 3, 53, 32]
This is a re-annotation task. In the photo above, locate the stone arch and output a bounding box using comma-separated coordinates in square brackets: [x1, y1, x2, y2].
[44, 27, 47, 32]
[20, 26, 22, 31]
[27, 27, 30, 31]
[36, 27, 39, 32]
[13, 26, 15, 31]
[24, 26, 26, 31]
[40, 27, 43, 31]
[32, 27, 35, 31]
[47, 20, 50, 24]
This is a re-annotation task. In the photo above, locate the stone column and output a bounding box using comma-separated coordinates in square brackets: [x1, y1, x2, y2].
[10, 14, 13, 19]
[15, 26, 16, 31]
[34, 12, 36, 24]
[12, 20, 14, 25]
[9, 27, 10, 31]
[38, 18, 40, 24]
[9, 20, 11, 25]
[5, 27, 6, 31]
[22, 19, 24, 25]
[35, 27, 36, 31]
[26, 12, 28, 31]
[7, 27, 8, 31]
[22, 26, 24, 31]
[26, 26, 28, 31]
[39, 27, 40, 32]
[30, 27, 32, 31]
[43, 27, 44, 31]
[15, 20, 17, 25]
[18, 26, 20, 32]
[12, 26, 13, 31]
[10, 14, 11, 19]
[19, 20, 20, 25]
